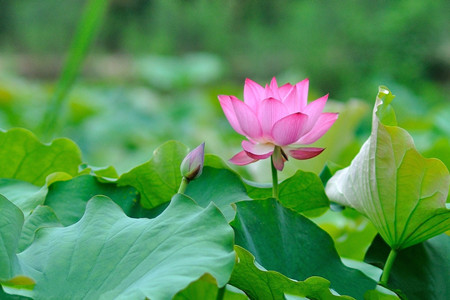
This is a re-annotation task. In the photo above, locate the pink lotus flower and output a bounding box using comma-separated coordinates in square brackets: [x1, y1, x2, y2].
[218, 78, 338, 171]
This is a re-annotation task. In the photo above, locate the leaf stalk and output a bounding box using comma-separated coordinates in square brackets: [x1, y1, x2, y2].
[379, 248, 397, 286]
[216, 286, 226, 300]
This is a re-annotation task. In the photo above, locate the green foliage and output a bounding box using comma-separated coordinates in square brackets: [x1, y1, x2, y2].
[245, 169, 330, 216]
[0, 195, 25, 283]
[0, 179, 46, 216]
[365, 234, 450, 300]
[0, 286, 32, 300]
[314, 210, 378, 261]
[229, 246, 353, 300]
[41, 0, 109, 137]
[18, 205, 61, 252]
[326, 87, 450, 249]
[118, 141, 189, 208]
[45, 175, 138, 226]
[174, 274, 247, 300]
[2, 195, 235, 299]
[3, 0, 448, 104]
[0, 83, 449, 298]
[231, 199, 377, 299]
[0, 128, 82, 186]
[364, 289, 400, 300]
[186, 166, 251, 222]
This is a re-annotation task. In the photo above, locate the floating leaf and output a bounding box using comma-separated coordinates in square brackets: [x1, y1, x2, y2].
[229, 246, 353, 300]
[231, 199, 376, 299]
[0, 128, 82, 186]
[11, 194, 234, 299]
[326, 87, 450, 249]
[244, 170, 330, 216]
[18, 206, 61, 252]
[79, 164, 120, 179]
[365, 234, 449, 300]
[0, 195, 35, 297]
[364, 288, 400, 300]
[0, 195, 24, 282]
[174, 274, 247, 300]
[186, 166, 251, 221]
[1, 284, 32, 299]
[0, 179, 46, 216]
[45, 174, 138, 225]
[118, 141, 189, 208]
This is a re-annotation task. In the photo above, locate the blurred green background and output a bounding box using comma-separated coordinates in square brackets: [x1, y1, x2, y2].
[0, 0, 448, 180]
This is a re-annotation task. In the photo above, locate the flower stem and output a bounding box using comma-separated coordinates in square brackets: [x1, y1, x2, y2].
[271, 156, 279, 200]
[178, 177, 189, 194]
[216, 286, 226, 300]
[379, 248, 397, 286]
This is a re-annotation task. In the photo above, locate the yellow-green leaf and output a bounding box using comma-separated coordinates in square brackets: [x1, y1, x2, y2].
[326, 87, 450, 249]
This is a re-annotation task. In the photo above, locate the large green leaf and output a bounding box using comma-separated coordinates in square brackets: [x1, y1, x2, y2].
[0, 286, 32, 300]
[186, 166, 251, 221]
[244, 170, 330, 216]
[18, 205, 61, 252]
[0, 195, 35, 295]
[0, 128, 82, 186]
[365, 234, 450, 300]
[326, 87, 450, 249]
[229, 246, 353, 300]
[8, 194, 234, 299]
[0, 195, 24, 282]
[0, 179, 46, 216]
[174, 274, 247, 300]
[118, 141, 189, 208]
[231, 199, 376, 299]
[45, 174, 138, 225]
[363, 288, 400, 300]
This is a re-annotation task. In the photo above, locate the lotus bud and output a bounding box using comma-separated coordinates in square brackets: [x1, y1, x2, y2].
[180, 142, 205, 181]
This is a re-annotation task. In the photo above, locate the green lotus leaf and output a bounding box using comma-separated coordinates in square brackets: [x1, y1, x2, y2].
[0, 179, 46, 216]
[229, 246, 353, 300]
[45, 174, 138, 225]
[244, 169, 330, 216]
[0, 195, 25, 283]
[0, 128, 82, 186]
[79, 164, 120, 179]
[18, 205, 62, 252]
[231, 199, 376, 299]
[365, 234, 449, 300]
[4, 194, 234, 299]
[1, 284, 33, 300]
[325, 87, 450, 249]
[0, 195, 35, 298]
[186, 166, 251, 222]
[364, 288, 400, 300]
[173, 274, 247, 300]
[118, 141, 189, 208]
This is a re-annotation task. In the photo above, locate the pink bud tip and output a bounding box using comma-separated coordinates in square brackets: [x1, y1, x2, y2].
[180, 142, 205, 181]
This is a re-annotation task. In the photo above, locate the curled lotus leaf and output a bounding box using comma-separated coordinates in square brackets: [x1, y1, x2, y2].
[326, 86, 450, 250]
